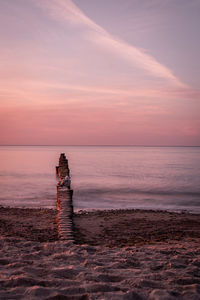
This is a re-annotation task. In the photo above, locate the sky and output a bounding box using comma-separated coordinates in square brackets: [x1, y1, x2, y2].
[0, 0, 200, 146]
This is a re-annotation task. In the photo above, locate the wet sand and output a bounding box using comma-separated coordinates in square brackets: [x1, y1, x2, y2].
[1, 206, 200, 299]
[0, 206, 58, 242]
[74, 209, 200, 247]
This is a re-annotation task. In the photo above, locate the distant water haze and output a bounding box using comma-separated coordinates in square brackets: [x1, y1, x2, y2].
[0, 146, 199, 213]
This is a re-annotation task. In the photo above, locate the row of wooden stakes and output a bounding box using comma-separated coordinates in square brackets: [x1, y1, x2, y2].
[56, 153, 74, 241]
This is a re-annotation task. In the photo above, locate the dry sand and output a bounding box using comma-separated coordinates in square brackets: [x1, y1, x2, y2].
[1, 207, 200, 299]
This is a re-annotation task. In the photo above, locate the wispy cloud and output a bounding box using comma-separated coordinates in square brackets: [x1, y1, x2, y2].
[1, 78, 198, 109]
[37, 0, 185, 87]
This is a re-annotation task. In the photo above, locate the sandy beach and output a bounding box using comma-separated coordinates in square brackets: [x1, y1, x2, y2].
[1, 207, 200, 299]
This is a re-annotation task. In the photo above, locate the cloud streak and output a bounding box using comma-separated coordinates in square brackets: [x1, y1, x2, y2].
[2, 78, 198, 109]
[38, 0, 185, 87]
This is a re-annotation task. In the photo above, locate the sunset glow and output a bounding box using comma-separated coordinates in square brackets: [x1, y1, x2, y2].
[0, 0, 200, 145]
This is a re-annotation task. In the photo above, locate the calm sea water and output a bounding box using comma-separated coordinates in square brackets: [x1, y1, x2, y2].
[0, 146, 199, 213]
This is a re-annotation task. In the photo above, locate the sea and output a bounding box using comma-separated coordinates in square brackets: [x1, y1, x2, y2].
[0, 146, 199, 213]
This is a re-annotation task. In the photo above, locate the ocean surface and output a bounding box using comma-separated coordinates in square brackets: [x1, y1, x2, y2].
[0, 146, 199, 213]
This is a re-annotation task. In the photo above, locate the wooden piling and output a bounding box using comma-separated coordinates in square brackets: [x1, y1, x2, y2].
[56, 153, 74, 241]
[56, 166, 59, 176]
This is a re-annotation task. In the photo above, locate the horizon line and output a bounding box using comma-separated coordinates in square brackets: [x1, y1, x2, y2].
[0, 145, 199, 148]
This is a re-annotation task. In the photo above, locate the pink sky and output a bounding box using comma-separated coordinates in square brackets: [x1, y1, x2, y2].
[0, 0, 200, 145]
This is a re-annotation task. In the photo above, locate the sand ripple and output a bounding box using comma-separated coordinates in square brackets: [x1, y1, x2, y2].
[1, 237, 200, 299]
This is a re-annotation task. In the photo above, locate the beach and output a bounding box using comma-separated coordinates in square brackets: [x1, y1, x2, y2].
[1, 207, 200, 299]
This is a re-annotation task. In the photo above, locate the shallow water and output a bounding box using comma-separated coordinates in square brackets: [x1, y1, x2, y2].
[0, 146, 199, 213]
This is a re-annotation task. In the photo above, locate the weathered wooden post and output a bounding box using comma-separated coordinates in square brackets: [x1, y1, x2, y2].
[56, 153, 74, 241]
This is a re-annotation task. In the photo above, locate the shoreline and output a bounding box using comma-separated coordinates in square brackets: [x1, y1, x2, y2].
[1, 205, 200, 246]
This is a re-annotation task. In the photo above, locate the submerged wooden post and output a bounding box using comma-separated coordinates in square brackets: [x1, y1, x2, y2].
[56, 153, 74, 241]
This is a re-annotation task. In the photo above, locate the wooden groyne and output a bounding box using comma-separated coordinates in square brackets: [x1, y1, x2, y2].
[56, 153, 74, 241]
